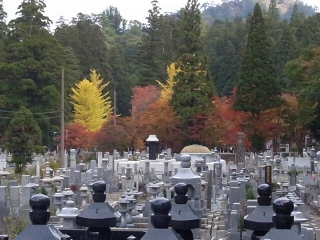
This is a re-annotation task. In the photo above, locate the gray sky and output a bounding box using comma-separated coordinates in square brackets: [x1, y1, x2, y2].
[3, 0, 195, 25]
[3, 0, 320, 26]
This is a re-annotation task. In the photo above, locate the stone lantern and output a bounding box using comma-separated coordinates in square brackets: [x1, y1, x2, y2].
[57, 200, 80, 229]
[0, 167, 9, 186]
[130, 187, 142, 199]
[79, 184, 89, 207]
[41, 170, 53, 188]
[273, 167, 280, 176]
[282, 182, 290, 196]
[53, 170, 63, 191]
[146, 135, 159, 160]
[62, 187, 73, 206]
[126, 195, 136, 225]
[25, 176, 38, 196]
[45, 160, 53, 176]
[13, 194, 69, 240]
[53, 189, 64, 215]
[149, 182, 160, 199]
[78, 160, 86, 172]
[119, 195, 129, 228]
[170, 154, 201, 210]
[102, 158, 109, 170]
[76, 181, 117, 240]
[195, 158, 204, 173]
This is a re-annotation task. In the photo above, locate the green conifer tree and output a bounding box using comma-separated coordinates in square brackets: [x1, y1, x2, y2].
[5, 107, 43, 174]
[268, 0, 279, 21]
[0, 0, 80, 146]
[233, 3, 282, 116]
[272, 22, 299, 88]
[137, 0, 166, 85]
[290, 3, 303, 30]
[171, 0, 214, 125]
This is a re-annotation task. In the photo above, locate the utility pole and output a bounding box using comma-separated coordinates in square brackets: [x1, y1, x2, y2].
[113, 90, 116, 125]
[61, 67, 65, 168]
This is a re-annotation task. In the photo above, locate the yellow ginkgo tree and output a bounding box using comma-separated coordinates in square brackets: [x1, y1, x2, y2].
[157, 63, 180, 101]
[70, 69, 112, 132]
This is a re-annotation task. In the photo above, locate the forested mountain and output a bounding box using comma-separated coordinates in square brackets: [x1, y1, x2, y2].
[0, 0, 320, 154]
[201, 0, 317, 22]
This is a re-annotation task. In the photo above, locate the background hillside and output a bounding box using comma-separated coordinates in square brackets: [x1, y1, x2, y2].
[200, 0, 317, 22]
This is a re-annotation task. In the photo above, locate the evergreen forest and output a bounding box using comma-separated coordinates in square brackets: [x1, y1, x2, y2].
[0, 0, 320, 167]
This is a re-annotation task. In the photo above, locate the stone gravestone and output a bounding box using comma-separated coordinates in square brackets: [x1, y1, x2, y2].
[70, 149, 76, 169]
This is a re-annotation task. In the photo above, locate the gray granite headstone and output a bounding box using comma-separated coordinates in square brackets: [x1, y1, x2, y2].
[90, 160, 96, 171]
[70, 149, 77, 169]
[8, 180, 18, 186]
[21, 175, 30, 186]
[9, 186, 20, 207]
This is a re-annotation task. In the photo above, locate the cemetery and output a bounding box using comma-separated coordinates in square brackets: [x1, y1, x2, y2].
[0, 134, 320, 240]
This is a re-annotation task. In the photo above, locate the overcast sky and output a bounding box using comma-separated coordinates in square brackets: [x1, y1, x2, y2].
[3, 0, 320, 26]
[3, 0, 196, 25]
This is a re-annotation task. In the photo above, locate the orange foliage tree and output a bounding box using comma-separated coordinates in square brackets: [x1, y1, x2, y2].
[131, 85, 160, 121]
[118, 117, 145, 152]
[188, 109, 225, 149]
[92, 117, 131, 152]
[213, 90, 251, 149]
[214, 89, 292, 151]
[61, 123, 93, 150]
[139, 99, 184, 152]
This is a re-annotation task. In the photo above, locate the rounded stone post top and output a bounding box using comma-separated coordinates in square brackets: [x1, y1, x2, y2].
[174, 183, 188, 204]
[273, 197, 294, 229]
[29, 194, 50, 225]
[58, 201, 80, 217]
[180, 154, 191, 168]
[146, 135, 159, 142]
[231, 172, 237, 180]
[92, 180, 106, 202]
[151, 198, 172, 228]
[257, 183, 272, 206]
[0, 235, 8, 240]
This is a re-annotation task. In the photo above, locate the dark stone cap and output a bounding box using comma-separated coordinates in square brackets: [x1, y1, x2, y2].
[174, 183, 188, 204]
[92, 180, 106, 202]
[257, 184, 271, 206]
[151, 198, 172, 228]
[29, 194, 50, 225]
[272, 197, 294, 229]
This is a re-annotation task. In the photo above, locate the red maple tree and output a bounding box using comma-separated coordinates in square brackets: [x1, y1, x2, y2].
[131, 85, 160, 121]
[59, 123, 94, 150]
[139, 99, 184, 151]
